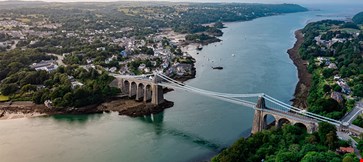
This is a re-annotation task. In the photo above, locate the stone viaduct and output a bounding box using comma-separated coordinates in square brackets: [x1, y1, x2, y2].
[113, 75, 164, 105]
[251, 97, 319, 134]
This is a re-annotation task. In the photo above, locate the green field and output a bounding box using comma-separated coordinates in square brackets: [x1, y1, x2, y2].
[0, 95, 9, 101]
[340, 28, 360, 34]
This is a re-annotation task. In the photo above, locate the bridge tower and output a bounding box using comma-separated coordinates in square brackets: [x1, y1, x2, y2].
[251, 96, 266, 134]
[151, 75, 164, 105]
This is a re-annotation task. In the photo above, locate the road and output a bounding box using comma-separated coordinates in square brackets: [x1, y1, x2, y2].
[46, 53, 66, 67]
[337, 131, 361, 159]
[341, 101, 363, 124]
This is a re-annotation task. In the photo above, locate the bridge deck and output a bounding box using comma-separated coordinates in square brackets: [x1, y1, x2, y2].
[118, 73, 363, 135]
[264, 108, 318, 124]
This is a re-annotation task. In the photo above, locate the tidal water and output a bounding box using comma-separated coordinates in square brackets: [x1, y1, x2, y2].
[1, 4, 362, 162]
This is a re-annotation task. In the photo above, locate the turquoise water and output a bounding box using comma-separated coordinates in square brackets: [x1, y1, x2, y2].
[1, 5, 362, 162]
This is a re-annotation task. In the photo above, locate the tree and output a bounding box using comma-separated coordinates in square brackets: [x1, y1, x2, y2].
[20, 84, 37, 93]
[322, 68, 334, 79]
[353, 84, 363, 97]
[333, 84, 342, 92]
[275, 152, 300, 162]
[325, 131, 337, 149]
[342, 156, 354, 162]
[318, 122, 337, 146]
[357, 140, 363, 152]
[0, 83, 19, 95]
[301, 151, 325, 162]
[353, 116, 363, 127]
[343, 153, 359, 162]
[322, 84, 331, 93]
[306, 134, 318, 144]
[214, 22, 224, 29]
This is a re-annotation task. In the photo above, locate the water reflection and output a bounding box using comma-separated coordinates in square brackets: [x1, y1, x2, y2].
[138, 112, 164, 135]
[138, 112, 223, 152]
[47, 113, 103, 124]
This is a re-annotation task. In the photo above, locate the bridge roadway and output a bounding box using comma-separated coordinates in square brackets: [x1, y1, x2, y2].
[112, 74, 154, 85]
[159, 82, 363, 134]
[159, 83, 316, 121]
[111, 73, 363, 135]
[262, 107, 318, 124]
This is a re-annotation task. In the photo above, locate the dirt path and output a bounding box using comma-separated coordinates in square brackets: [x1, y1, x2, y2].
[47, 53, 66, 66]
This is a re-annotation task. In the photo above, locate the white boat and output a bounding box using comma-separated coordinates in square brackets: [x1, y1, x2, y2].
[232, 54, 235, 57]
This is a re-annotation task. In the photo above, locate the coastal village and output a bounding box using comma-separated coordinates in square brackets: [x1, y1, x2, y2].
[1, 2, 363, 162]
[314, 34, 357, 102]
[0, 19, 196, 78]
[0, 4, 362, 127]
[0, 12, 204, 120]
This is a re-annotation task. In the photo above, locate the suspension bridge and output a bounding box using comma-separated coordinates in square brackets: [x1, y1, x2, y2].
[111, 72, 363, 134]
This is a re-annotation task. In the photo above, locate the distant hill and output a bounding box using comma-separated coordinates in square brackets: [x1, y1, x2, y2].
[0, 1, 48, 9]
[352, 11, 363, 24]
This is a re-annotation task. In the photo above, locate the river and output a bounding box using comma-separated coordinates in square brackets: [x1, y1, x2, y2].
[1, 4, 362, 162]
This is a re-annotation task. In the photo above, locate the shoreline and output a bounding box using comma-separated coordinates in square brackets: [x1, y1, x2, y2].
[0, 30, 309, 121]
[0, 99, 174, 120]
[287, 29, 311, 109]
[196, 29, 311, 161]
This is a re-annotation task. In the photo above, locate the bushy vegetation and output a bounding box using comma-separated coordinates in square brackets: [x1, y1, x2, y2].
[32, 66, 119, 108]
[0, 2, 307, 38]
[353, 115, 363, 127]
[307, 71, 346, 119]
[0, 49, 55, 81]
[298, 19, 363, 119]
[0, 49, 119, 107]
[185, 33, 221, 44]
[212, 122, 353, 162]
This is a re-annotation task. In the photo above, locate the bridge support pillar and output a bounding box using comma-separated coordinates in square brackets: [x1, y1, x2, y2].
[128, 85, 133, 97]
[136, 85, 144, 101]
[151, 75, 164, 105]
[143, 87, 149, 102]
[251, 96, 266, 134]
[306, 123, 318, 133]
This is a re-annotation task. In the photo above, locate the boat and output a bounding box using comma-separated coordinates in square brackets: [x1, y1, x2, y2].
[232, 54, 235, 57]
[196, 45, 203, 51]
[212, 66, 223, 70]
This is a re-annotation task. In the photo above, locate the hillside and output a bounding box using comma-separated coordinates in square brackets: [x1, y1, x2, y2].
[353, 11, 363, 24]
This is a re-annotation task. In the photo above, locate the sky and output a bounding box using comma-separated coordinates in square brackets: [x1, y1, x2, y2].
[0, 0, 363, 4]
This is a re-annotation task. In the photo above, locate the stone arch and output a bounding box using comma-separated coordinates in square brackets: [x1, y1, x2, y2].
[294, 122, 308, 132]
[130, 82, 137, 98]
[136, 83, 145, 101]
[277, 118, 291, 128]
[123, 80, 130, 94]
[263, 114, 276, 129]
[144, 84, 152, 102]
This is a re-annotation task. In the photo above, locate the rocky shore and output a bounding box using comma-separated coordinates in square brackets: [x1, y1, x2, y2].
[0, 99, 174, 120]
[287, 30, 311, 109]
[100, 99, 174, 117]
